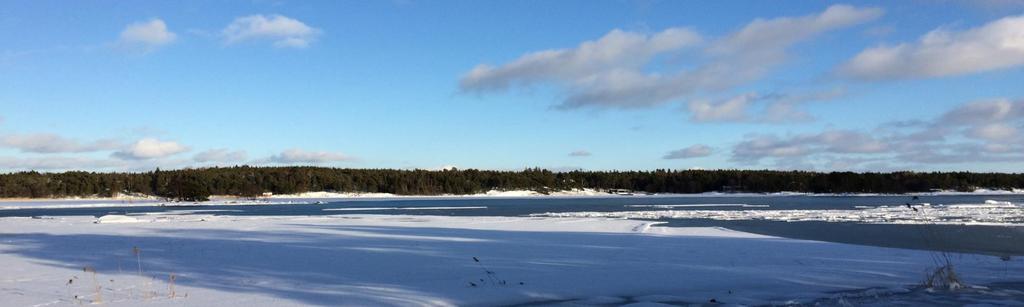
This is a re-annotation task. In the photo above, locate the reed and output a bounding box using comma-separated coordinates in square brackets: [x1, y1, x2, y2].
[168, 273, 177, 298]
[907, 201, 963, 290]
[83, 266, 102, 304]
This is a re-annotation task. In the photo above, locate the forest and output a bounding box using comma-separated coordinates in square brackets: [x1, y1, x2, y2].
[1, 166, 1023, 201]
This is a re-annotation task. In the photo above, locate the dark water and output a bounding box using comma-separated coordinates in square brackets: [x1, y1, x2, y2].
[4, 194, 1023, 256]
[663, 219, 1024, 256]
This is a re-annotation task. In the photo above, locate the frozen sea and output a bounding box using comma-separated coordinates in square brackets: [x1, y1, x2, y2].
[3, 194, 1022, 255]
[1, 194, 1022, 306]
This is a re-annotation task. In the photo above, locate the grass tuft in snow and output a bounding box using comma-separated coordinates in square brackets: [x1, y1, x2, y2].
[65, 246, 186, 304]
[168, 273, 177, 299]
[468, 256, 524, 288]
[133, 246, 143, 277]
[83, 266, 103, 304]
[924, 264, 963, 290]
[907, 201, 966, 291]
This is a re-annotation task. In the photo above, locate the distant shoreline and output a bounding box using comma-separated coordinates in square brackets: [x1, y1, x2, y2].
[2, 188, 1023, 203]
[5, 167, 1024, 201]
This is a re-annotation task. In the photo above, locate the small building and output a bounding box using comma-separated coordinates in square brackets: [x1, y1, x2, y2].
[607, 189, 633, 195]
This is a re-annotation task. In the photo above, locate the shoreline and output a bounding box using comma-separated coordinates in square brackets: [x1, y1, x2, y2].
[1, 189, 1022, 211]
[2, 188, 1024, 203]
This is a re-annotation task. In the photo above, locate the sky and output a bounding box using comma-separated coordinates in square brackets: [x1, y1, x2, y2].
[2, 0, 1024, 173]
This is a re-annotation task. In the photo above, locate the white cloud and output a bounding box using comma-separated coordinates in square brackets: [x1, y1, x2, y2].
[925, 98, 1024, 142]
[118, 18, 177, 51]
[113, 138, 189, 160]
[0, 133, 122, 153]
[568, 150, 592, 157]
[0, 133, 198, 171]
[461, 5, 881, 110]
[222, 14, 320, 48]
[731, 134, 811, 162]
[461, 28, 701, 95]
[267, 148, 352, 164]
[731, 130, 889, 164]
[840, 15, 1024, 80]
[969, 123, 1019, 140]
[193, 148, 248, 163]
[663, 145, 713, 159]
[940, 98, 1024, 124]
[709, 4, 883, 60]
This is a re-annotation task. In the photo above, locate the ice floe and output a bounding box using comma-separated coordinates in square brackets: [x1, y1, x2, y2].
[534, 200, 1023, 225]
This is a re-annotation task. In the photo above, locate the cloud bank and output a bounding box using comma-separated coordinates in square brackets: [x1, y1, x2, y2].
[1, 133, 121, 154]
[112, 138, 190, 160]
[729, 98, 1024, 170]
[461, 5, 881, 112]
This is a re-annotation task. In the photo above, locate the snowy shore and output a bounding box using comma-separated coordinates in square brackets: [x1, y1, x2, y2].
[0, 190, 616, 210]
[1, 214, 1021, 306]
[0, 189, 614, 210]
[3, 188, 1024, 210]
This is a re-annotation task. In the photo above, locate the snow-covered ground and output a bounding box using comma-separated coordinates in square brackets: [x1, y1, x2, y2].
[0, 189, 618, 210]
[0, 214, 1021, 306]
[0, 198, 289, 210]
[535, 200, 1024, 226]
[265, 189, 616, 199]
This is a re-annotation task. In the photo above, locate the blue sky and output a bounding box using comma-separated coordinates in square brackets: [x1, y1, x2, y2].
[2, 0, 1024, 172]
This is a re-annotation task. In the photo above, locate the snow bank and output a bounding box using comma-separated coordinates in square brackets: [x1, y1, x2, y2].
[0, 200, 163, 210]
[0, 193, 159, 202]
[267, 191, 399, 198]
[0, 215, 1020, 306]
[322, 206, 488, 212]
[0, 198, 317, 210]
[95, 215, 140, 224]
[272, 188, 614, 198]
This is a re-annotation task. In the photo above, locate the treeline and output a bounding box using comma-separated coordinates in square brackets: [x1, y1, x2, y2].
[1, 166, 1023, 201]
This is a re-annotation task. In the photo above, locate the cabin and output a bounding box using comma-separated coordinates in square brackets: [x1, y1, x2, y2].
[607, 189, 633, 195]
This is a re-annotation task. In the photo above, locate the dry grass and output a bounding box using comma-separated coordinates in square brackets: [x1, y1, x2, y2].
[924, 263, 963, 290]
[66, 246, 187, 304]
[908, 202, 965, 290]
[168, 273, 177, 298]
[84, 266, 102, 304]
